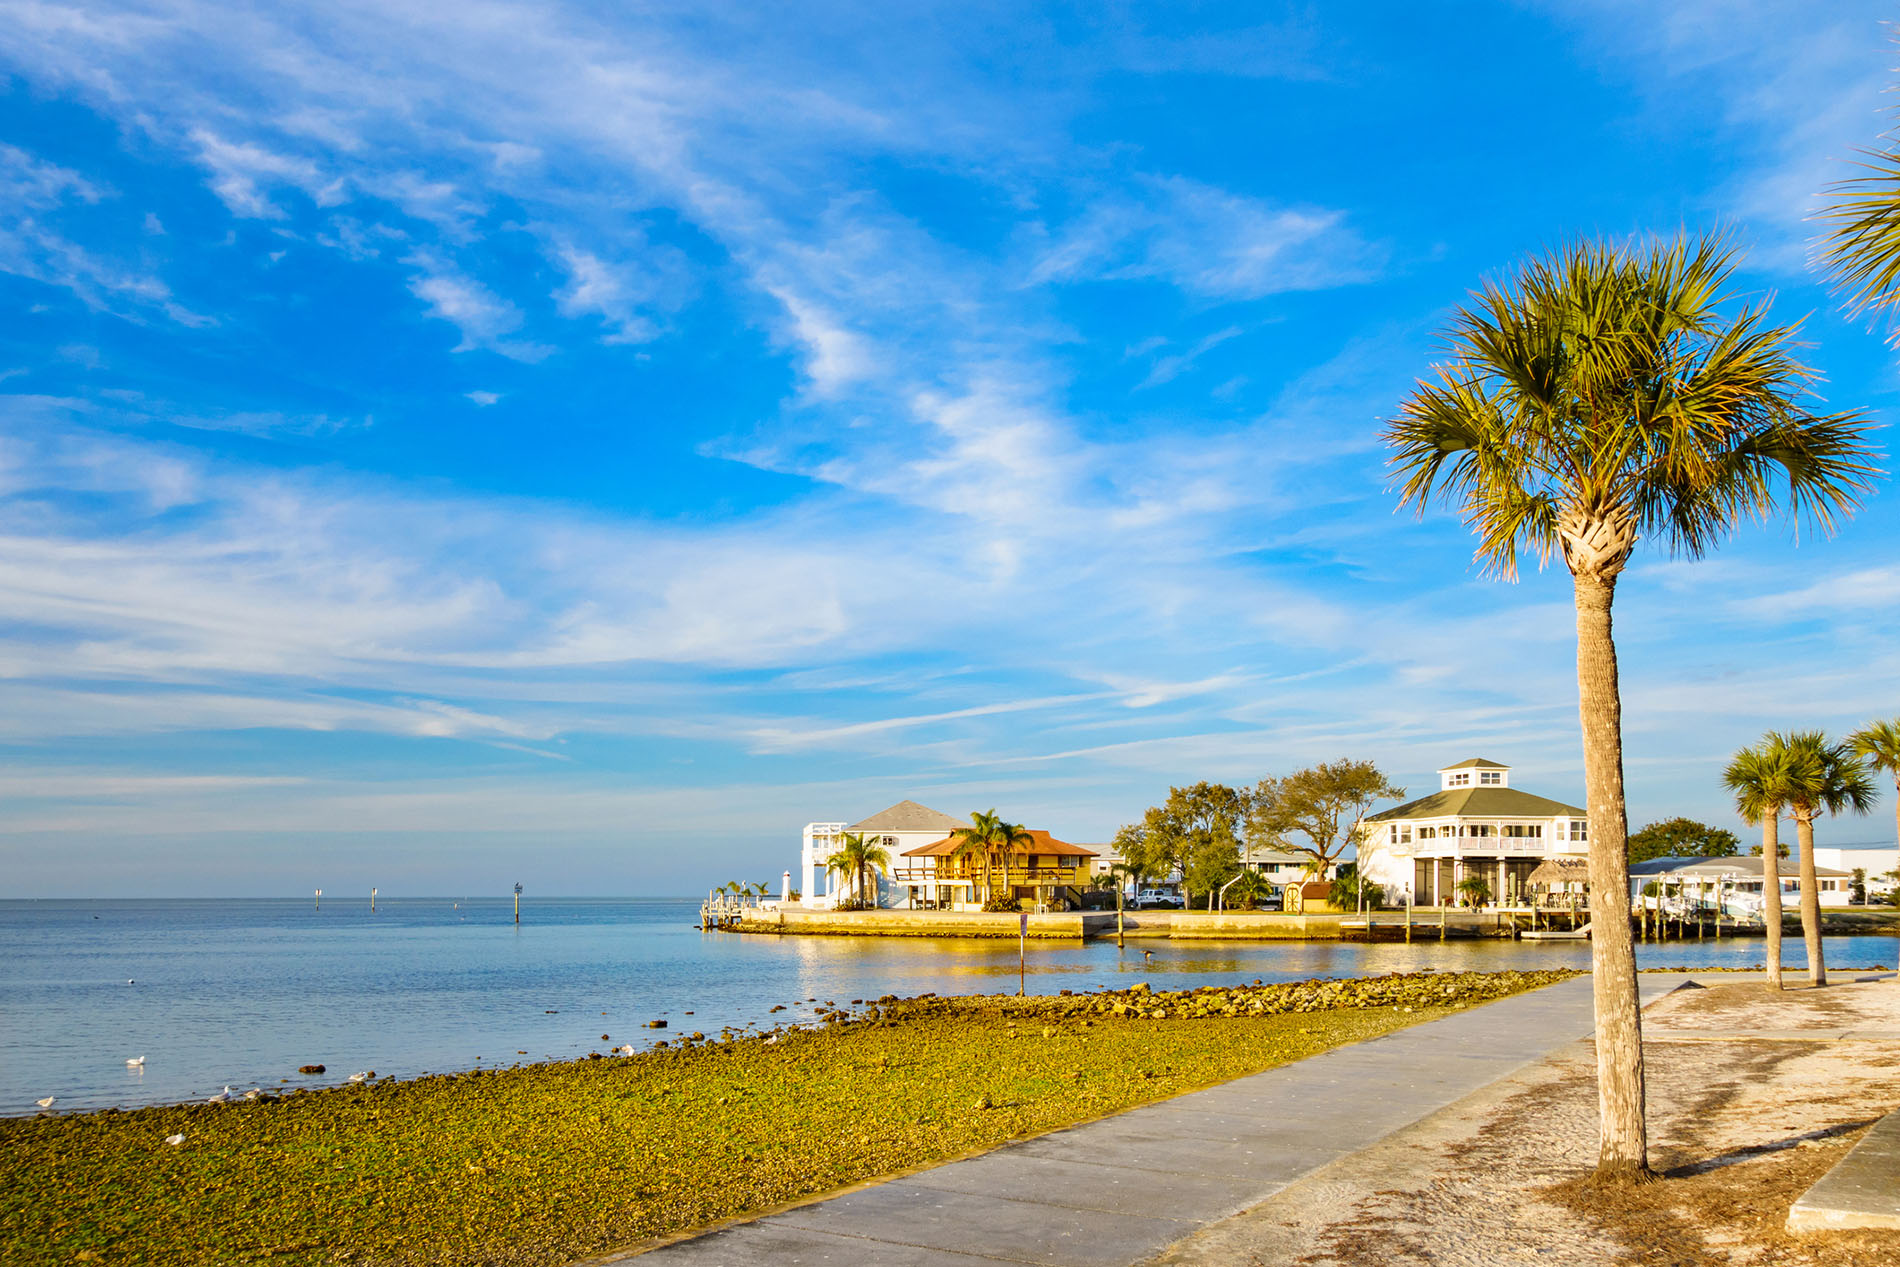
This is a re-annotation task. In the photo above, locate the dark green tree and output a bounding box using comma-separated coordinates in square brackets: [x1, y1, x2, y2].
[1626, 817, 1740, 864]
[1132, 782, 1245, 904]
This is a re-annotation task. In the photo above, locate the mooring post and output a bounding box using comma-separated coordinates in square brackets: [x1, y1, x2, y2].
[514, 882, 522, 926]
[1017, 910, 1027, 997]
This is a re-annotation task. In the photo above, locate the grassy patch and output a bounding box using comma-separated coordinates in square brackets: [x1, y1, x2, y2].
[1, 970, 1571, 1266]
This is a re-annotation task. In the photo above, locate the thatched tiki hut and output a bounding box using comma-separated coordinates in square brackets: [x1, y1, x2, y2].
[1528, 857, 1589, 906]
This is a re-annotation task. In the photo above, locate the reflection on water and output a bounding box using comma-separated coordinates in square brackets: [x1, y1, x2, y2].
[3, 897, 1890, 1115]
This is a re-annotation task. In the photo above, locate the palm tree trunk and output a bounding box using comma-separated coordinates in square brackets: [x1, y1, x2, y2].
[1762, 816, 1784, 991]
[1795, 812, 1826, 987]
[1572, 571, 1652, 1181]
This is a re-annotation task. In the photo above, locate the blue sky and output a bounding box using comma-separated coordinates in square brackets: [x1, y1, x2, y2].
[3, 1, 1898, 897]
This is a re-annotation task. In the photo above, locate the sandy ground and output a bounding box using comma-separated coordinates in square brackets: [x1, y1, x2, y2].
[1146, 974, 1900, 1267]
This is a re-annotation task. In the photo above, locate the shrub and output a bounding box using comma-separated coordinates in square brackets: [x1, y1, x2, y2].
[982, 896, 1022, 913]
[1328, 875, 1385, 910]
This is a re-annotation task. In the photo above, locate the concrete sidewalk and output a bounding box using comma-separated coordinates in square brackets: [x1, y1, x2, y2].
[619, 974, 1692, 1265]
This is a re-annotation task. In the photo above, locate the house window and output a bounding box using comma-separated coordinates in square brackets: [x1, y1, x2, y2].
[1400, 827, 1412, 843]
[1480, 771, 1502, 785]
[1821, 880, 1837, 891]
[1449, 773, 1470, 787]
[882, 836, 897, 847]
[1570, 820, 1588, 841]
[1419, 826, 1435, 839]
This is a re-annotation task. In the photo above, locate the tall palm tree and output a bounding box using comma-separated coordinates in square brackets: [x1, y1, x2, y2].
[1780, 731, 1877, 988]
[823, 832, 891, 909]
[1385, 235, 1878, 1182]
[992, 819, 1034, 904]
[951, 810, 1003, 904]
[1724, 736, 1799, 990]
[1849, 719, 1900, 861]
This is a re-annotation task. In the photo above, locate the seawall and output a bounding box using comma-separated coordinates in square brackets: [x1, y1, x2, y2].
[727, 907, 1349, 941]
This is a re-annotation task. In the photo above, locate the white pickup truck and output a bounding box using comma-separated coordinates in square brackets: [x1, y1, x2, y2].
[1134, 888, 1183, 909]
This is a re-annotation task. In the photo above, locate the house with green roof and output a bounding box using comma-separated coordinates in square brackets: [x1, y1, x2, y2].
[1360, 759, 1589, 906]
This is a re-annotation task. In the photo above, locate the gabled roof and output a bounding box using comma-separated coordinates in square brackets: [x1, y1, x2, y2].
[847, 800, 968, 833]
[1366, 786, 1585, 823]
[1440, 757, 1510, 771]
[902, 829, 1098, 858]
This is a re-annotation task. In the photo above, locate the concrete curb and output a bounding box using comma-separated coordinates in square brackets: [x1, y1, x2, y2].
[1787, 1107, 1900, 1233]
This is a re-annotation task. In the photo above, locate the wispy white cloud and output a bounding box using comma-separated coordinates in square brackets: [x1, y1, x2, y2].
[406, 255, 550, 360]
[1031, 176, 1384, 299]
[0, 142, 209, 324]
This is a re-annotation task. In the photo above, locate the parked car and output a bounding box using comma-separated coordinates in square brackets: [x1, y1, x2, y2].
[1134, 888, 1183, 909]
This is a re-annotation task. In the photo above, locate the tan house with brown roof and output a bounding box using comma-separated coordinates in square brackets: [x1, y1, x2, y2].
[894, 828, 1097, 910]
[799, 802, 1098, 910]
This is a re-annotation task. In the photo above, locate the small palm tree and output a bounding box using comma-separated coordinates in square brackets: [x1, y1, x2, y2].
[824, 832, 891, 909]
[951, 810, 1003, 904]
[1779, 731, 1877, 988]
[1724, 736, 1800, 990]
[1229, 869, 1275, 910]
[1455, 875, 1491, 909]
[1385, 235, 1878, 1182]
[1849, 719, 1900, 863]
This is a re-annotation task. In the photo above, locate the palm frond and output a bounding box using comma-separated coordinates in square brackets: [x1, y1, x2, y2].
[1817, 147, 1900, 326]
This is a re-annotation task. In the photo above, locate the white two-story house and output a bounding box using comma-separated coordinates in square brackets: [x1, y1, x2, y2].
[1360, 759, 1589, 906]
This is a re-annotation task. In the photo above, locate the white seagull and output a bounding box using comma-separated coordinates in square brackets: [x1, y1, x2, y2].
[164, 1134, 185, 1146]
[347, 1072, 370, 1083]
[35, 1096, 55, 1108]
[126, 1056, 145, 1068]
[206, 1085, 234, 1103]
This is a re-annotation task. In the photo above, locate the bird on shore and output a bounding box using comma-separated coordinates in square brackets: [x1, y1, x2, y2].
[35, 1096, 55, 1109]
[347, 1072, 370, 1083]
[207, 1086, 233, 1103]
[126, 1056, 145, 1068]
[243, 1088, 263, 1101]
[1141, 949, 1155, 965]
[164, 1134, 185, 1146]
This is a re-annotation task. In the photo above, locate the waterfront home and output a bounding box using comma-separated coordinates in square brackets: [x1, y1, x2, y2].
[1361, 759, 1589, 906]
[1630, 855, 1858, 911]
[799, 801, 968, 908]
[893, 830, 1099, 910]
[1813, 845, 1899, 896]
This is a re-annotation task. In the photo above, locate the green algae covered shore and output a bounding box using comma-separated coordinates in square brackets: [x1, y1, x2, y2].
[1, 970, 1573, 1267]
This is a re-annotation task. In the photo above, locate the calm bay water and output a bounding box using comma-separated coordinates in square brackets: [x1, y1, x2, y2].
[3, 897, 1891, 1116]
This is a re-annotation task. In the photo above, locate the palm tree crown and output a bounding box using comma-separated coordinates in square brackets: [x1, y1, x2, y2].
[1723, 739, 1801, 828]
[1779, 731, 1878, 824]
[1849, 719, 1900, 787]
[1385, 236, 1879, 581]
